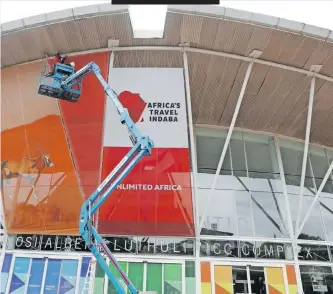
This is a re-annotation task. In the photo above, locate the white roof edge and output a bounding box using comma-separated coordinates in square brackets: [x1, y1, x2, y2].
[0, 4, 129, 34]
[167, 5, 333, 42]
[1, 4, 333, 42]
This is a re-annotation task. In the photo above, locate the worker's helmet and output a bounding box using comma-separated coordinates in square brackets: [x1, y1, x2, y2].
[70, 61, 75, 68]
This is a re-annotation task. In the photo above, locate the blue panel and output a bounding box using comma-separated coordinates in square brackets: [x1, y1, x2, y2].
[43, 259, 61, 294]
[80, 257, 91, 278]
[27, 258, 46, 294]
[9, 257, 30, 294]
[1, 254, 13, 273]
[78, 257, 91, 294]
[1, 254, 13, 294]
[59, 260, 78, 294]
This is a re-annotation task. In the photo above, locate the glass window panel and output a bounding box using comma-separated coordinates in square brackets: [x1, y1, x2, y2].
[59, 260, 78, 294]
[266, 267, 286, 294]
[244, 133, 278, 178]
[43, 259, 61, 294]
[146, 263, 162, 293]
[94, 261, 105, 294]
[27, 258, 46, 294]
[300, 265, 333, 294]
[164, 264, 182, 294]
[319, 195, 333, 241]
[199, 189, 253, 237]
[249, 266, 267, 294]
[251, 192, 289, 238]
[108, 261, 127, 294]
[9, 257, 31, 294]
[309, 146, 329, 180]
[200, 240, 239, 258]
[232, 266, 248, 294]
[230, 132, 247, 176]
[78, 257, 92, 294]
[195, 128, 231, 175]
[288, 194, 325, 240]
[127, 263, 143, 294]
[298, 244, 330, 262]
[1, 254, 13, 294]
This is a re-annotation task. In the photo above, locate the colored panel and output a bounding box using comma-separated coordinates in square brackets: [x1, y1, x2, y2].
[214, 265, 233, 294]
[201, 262, 211, 283]
[201, 262, 211, 294]
[94, 262, 105, 294]
[286, 265, 297, 294]
[27, 258, 46, 294]
[56, 52, 109, 199]
[127, 263, 143, 294]
[59, 260, 78, 294]
[9, 257, 30, 294]
[108, 261, 127, 293]
[266, 267, 286, 294]
[99, 68, 194, 236]
[185, 261, 196, 294]
[43, 259, 61, 294]
[146, 263, 162, 293]
[1, 62, 83, 235]
[1, 254, 13, 294]
[164, 263, 182, 294]
[78, 257, 92, 294]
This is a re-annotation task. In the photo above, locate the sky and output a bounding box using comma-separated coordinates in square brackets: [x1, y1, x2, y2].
[1, 1, 333, 31]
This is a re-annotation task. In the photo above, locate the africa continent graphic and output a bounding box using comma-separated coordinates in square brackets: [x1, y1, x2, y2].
[118, 91, 147, 123]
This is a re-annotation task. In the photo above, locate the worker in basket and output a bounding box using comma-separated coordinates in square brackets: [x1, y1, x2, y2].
[45, 53, 76, 77]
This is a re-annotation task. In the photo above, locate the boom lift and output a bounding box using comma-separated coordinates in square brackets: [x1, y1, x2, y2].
[38, 61, 154, 294]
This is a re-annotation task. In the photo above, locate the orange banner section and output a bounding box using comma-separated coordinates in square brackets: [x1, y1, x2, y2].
[1, 61, 84, 235]
[286, 264, 298, 294]
[55, 52, 109, 199]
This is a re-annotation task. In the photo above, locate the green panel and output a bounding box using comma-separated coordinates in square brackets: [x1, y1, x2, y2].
[146, 263, 162, 293]
[127, 262, 144, 294]
[164, 264, 182, 294]
[164, 263, 182, 281]
[94, 262, 105, 294]
[107, 261, 127, 294]
[185, 261, 195, 278]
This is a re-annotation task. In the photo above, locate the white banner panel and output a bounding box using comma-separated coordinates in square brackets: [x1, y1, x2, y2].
[103, 68, 188, 148]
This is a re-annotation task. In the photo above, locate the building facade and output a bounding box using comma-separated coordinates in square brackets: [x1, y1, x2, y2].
[1, 4, 333, 294]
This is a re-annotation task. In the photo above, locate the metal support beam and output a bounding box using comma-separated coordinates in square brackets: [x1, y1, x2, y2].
[295, 75, 316, 233]
[183, 48, 202, 294]
[274, 137, 303, 294]
[296, 159, 333, 238]
[199, 54, 256, 230]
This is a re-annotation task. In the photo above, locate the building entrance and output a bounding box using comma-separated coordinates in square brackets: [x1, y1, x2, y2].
[212, 263, 291, 294]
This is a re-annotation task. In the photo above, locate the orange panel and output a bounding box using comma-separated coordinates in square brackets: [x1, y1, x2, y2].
[286, 264, 297, 284]
[214, 265, 233, 294]
[201, 262, 211, 283]
[1, 62, 84, 234]
[266, 267, 286, 294]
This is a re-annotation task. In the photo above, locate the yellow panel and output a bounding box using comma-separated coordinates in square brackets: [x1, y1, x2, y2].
[266, 267, 286, 294]
[201, 282, 212, 294]
[214, 265, 233, 294]
[288, 285, 298, 294]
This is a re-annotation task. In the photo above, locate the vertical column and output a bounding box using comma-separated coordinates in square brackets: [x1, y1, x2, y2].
[295, 75, 316, 233]
[274, 137, 303, 294]
[182, 47, 201, 294]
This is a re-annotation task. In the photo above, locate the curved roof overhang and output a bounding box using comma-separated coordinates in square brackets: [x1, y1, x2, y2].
[1, 4, 333, 148]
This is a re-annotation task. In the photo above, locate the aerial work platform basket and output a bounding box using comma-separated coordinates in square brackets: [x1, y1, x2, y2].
[38, 63, 81, 103]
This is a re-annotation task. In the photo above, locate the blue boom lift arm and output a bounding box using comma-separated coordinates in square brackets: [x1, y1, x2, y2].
[38, 61, 153, 294]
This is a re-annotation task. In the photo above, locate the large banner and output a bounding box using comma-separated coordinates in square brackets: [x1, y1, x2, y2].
[99, 68, 195, 236]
